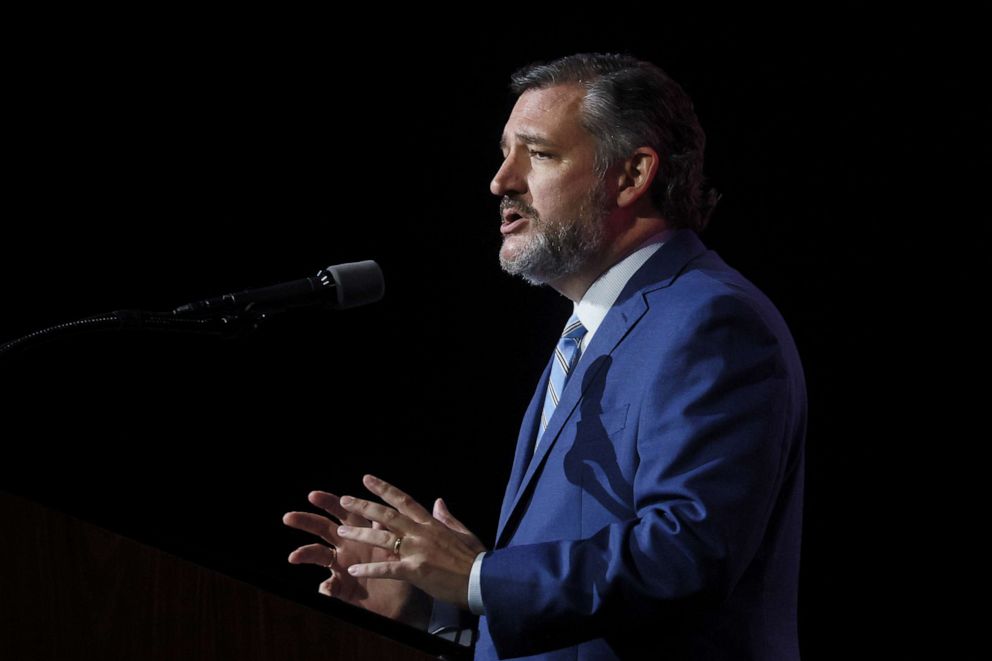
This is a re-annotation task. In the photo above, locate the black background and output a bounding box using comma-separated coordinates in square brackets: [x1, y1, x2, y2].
[2, 7, 984, 658]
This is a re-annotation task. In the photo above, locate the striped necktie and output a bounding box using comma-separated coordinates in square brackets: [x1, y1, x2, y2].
[536, 313, 588, 451]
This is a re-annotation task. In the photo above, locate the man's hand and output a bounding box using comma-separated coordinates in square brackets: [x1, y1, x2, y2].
[336, 474, 487, 610]
[282, 488, 431, 627]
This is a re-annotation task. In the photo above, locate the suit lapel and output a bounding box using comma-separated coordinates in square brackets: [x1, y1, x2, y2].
[495, 358, 552, 538]
[494, 230, 709, 548]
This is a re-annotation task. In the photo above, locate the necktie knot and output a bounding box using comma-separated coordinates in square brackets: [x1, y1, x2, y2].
[561, 315, 587, 341]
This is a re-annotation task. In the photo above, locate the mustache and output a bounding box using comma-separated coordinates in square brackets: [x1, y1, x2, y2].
[500, 197, 539, 219]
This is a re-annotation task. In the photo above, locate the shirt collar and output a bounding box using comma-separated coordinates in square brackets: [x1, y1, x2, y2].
[574, 229, 671, 340]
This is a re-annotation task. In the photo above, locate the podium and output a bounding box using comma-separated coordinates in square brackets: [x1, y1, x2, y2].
[0, 491, 467, 660]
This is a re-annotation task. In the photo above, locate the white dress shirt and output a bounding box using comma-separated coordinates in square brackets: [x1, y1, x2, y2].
[466, 230, 671, 616]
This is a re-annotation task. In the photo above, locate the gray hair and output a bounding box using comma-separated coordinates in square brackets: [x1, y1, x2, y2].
[509, 53, 720, 232]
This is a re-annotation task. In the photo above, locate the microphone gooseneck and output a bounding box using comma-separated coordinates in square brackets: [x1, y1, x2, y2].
[0, 260, 385, 360]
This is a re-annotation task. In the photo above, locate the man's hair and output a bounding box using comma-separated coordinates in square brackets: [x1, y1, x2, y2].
[510, 52, 720, 232]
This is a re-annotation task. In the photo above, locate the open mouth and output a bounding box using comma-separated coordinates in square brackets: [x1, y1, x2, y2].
[501, 211, 529, 234]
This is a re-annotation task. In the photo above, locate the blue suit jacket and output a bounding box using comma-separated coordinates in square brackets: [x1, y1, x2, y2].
[474, 230, 806, 660]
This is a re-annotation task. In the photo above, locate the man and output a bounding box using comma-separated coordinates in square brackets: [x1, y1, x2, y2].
[283, 53, 806, 660]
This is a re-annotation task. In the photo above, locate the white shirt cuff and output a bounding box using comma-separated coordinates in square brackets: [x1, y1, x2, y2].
[468, 550, 487, 615]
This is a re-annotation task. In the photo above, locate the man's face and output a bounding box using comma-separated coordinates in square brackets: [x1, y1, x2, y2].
[491, 85, 611, 286]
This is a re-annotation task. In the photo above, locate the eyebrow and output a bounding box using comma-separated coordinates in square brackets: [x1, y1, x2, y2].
[499, 132, 560, 153]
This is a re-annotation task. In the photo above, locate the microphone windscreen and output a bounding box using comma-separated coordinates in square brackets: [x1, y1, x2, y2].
[324, 260, 385, 309]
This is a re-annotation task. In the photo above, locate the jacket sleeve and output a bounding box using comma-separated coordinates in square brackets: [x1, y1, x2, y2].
[480, 292, 804, 658]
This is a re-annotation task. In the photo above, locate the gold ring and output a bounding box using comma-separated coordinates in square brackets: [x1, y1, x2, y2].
[392, 536, 403, 555]
[326, 546, 337, 568]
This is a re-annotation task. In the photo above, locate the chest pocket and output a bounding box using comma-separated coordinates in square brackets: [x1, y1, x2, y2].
[573, 403, 629, 441]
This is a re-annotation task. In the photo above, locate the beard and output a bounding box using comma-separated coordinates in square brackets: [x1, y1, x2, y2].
[498, 181, 610, 286]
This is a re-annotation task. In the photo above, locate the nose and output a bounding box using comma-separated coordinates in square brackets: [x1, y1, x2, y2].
[490, 152, 527, 197]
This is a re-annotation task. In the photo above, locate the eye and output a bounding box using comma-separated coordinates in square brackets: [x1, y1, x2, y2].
[529, 149, 553, 160]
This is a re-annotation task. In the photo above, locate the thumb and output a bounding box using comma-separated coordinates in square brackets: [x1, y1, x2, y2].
[433, 498, 469, 534]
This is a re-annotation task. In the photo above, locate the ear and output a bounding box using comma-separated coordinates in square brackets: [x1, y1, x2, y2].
[615, 147, 660, 209]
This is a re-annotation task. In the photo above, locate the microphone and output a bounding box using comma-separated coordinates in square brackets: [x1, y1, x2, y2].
[171, 260, 384, 317]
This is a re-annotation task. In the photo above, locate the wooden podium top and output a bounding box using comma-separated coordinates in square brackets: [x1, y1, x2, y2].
[0, 490, 467, 660]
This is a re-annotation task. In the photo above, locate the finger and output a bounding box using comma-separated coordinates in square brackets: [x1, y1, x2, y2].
[319, 574, 342, 598]
[339, 495, 413, 534]
[337, 524, 398, 554]
[433, 498, 469, 534]
[363, 474, 433, 524]
[308, 490, 371, 527]
[347, 561, 404, 579]
[288, 543, 337, 567]
[282, 511, 343, 547]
